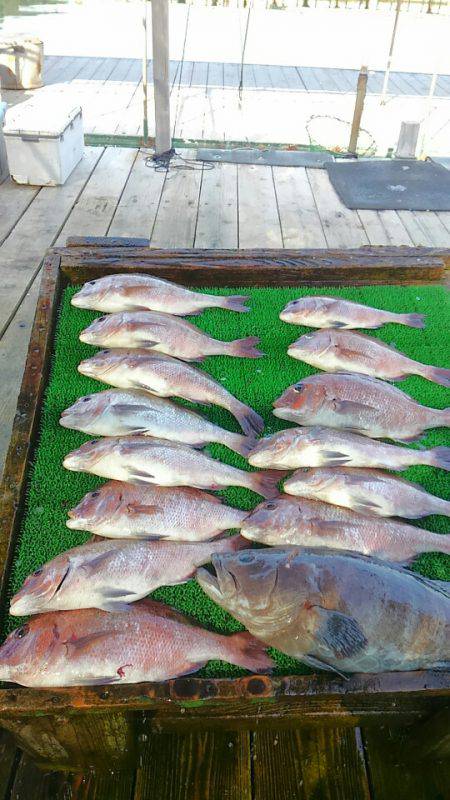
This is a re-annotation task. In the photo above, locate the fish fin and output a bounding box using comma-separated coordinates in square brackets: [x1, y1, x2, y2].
[138, 340, 160, 349]
[98, 601, 134, 612]
[70, 675, 121, 686]
[101, 587, 137, 598]
[233, 404, 265, 436]
[64, 631, 114, 655]
[221, 294, 250, 313]
[308, 519, 346, 536]
[352, 500, 382, 515]
[312, 606, 367, 660]
[80, 551, 117, 573]
[226, 631, 274, 672]
[328, 321, 349, 329]
[301, 653, 349, 680]
[401, 313, 426, 329]
[250, 469, 287, 499]
[227, 337, 264, 359]
[429, 447, 450, 471]
[127, 503, 161, 515]
[395, 434, 424, 444]
[390, 374, 408, 381]
[186, 310, 203, 317]
[421, 366, 450, 388]
[322, 450, 352, 466]
[333, 399, 376, 415]
[110, 403, 154, 416]
[128, 470, 156, 485]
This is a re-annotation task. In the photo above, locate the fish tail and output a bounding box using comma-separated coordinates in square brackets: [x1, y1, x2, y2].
[225, 431, 258, 457]
[426, 446, 450, 472]
[221, 631, 274, 672]
[431, 407, 450, 428]
[398, 312, 426, 329]
[231, 400, 265, 436]
[213, 534, 248, 554]
[226, 337, 265, 359]
[431, 497, 450, 518]
[249, 469, 286, 498]
[219, 295, 250, 313]
[418, 365, 450, 388]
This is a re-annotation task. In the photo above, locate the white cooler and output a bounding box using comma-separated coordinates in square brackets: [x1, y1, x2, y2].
[3, 100, 84, 186]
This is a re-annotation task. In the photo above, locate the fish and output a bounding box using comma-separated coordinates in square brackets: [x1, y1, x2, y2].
[78, 350, 264, 436]
[10, 535, 247, 615]
[288, 329, 450, 387]
[273, 372, 450, 442]
[0, 599, 273, 687]
[248, 426, 450, 472]
[240, 495, 450, 563]
[60, 389, 255, 457]
[71, 273, 250, 315]
[284, 467, 450, 519]
[67, 481, 247, 540]
[63, 436, 284, 498]
[280, 295, 425, 330]
[197, 548, 450, 674]
[79, 311, 264, 362]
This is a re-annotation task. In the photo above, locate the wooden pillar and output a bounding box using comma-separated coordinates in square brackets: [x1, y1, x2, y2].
[151, 0, 171, 156]
[348, 66, 368, 155]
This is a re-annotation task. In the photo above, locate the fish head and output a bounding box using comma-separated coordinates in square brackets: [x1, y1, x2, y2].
[79, 314, 121, 345]
[198, 548, 308, 630]
[241, 497, 299, 543]
[72, 278, 110, 309]
[0, 616, 59, 684]
[77, 349, 116, 379]
[67, 484, 122, 530]
[280, 296, 329, 323]
[10, 555, 71, 616]
[284, 467, 332, 495]
[63, 438, 109, 472]
[288, 330, 331, 359]
[248, 429, 304, 468]
[60, 392, 108, 430]
[273, 380, 326, 421]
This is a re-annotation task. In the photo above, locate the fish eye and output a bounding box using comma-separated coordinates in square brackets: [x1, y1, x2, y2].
[91, 491, 100, 498]
[87, 281, 95, 286]
[265, 502, 277, 510]
[81, 397, 91, 403]
[33, 567, 43, 576]
[239, 553, 254, 564]
[293, 384, 303, 393]
[15, 625, 29, 639]
[99, 350, 109, 355]
[90, 439, 99, 445]
[97, 316, 106, 322]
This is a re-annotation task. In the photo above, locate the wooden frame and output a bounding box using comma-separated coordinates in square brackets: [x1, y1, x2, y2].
[0, 241, 449, 770]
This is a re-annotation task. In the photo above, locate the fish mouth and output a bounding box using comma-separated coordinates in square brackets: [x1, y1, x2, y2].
[10, 564, 70, 616]
[71, 292, 86, 308]
[77, 359, 95, 376]
[197, 557, 239, 602]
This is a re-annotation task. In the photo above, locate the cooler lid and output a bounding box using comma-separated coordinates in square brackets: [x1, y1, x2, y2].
[3, 99, 82, 137]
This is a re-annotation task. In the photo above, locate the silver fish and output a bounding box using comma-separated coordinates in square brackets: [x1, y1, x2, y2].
[197, 548, 450, 674]
[284, 467, 450, 519]
[248, 426, 450, 472]
[60, 389, 254, 457]
[280, 295, 425, 330]
[67, 481, 247, 540]
[10, 535, 246, 615]
[241, 495, 450, 563]
[78, 349, 264, 435]
[273, 372, 450, 442]
[288, 329, 450, 387]
[63, 436, 283, 498]
[72, 273, 250, 315]
[79, 311, 263, 362]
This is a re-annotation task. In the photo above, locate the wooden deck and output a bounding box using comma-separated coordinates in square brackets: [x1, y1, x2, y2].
[0, 146, 449, 798]
[2, 55, 450, 152]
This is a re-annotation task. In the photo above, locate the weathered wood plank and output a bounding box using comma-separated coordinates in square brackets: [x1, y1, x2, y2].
[273, 167, 327, 248]
[151, 152, 202, 247]
[307, 169, 369, 248]
[108, 152, 165, 239]
[238, 165, 282, 248]
[195, 163, 238, 248]
[0, 181, 39, 248]
[0, 729, 19, 800]
[134, 732, 251, 800]
[55, 147, 136, 245]
[0, 148, 103, 337]
[10, 752, 136, 798]
[0, 275, 40, 480]
[252, 727, 371, 800]
[362, 725, 450, 800]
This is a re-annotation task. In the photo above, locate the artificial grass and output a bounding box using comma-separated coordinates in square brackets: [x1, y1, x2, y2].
[2, 284, 449, 678]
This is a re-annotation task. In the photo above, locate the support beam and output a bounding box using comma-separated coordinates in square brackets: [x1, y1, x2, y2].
[151, 0, 171, 156]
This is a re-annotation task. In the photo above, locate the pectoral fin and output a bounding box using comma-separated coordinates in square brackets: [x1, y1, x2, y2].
[64, 630, 114, 655]
[81, 551, 116, 573]
[127, 503, 161, 515]
[128, 470, 156, 485]
[312, 606, 367, 660]
[301, 653, 349, 680]
[322, 450, 351, 466]
[332, 400, 376, 416]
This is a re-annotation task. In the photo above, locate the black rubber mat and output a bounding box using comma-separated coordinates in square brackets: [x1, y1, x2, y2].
[197, 148, 333, 168]
[325, 158, 450, 210]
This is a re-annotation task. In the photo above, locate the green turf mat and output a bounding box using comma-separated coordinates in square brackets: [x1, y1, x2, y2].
[2, 284, 449, 678]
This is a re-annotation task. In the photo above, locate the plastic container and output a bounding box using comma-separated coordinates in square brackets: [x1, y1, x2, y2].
[3, 100, 84, 186]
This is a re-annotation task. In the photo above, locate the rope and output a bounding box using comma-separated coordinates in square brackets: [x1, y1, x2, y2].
[144, 149, 214, 173]
[238, 0, 253, 102]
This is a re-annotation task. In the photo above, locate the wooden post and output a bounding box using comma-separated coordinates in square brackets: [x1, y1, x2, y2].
[381, 0, 402, 104]
[151, 0, 171, 156]
[395, 121, 420, 159]
[142, 0, 149, 145]
[348, 66, 368, 155]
